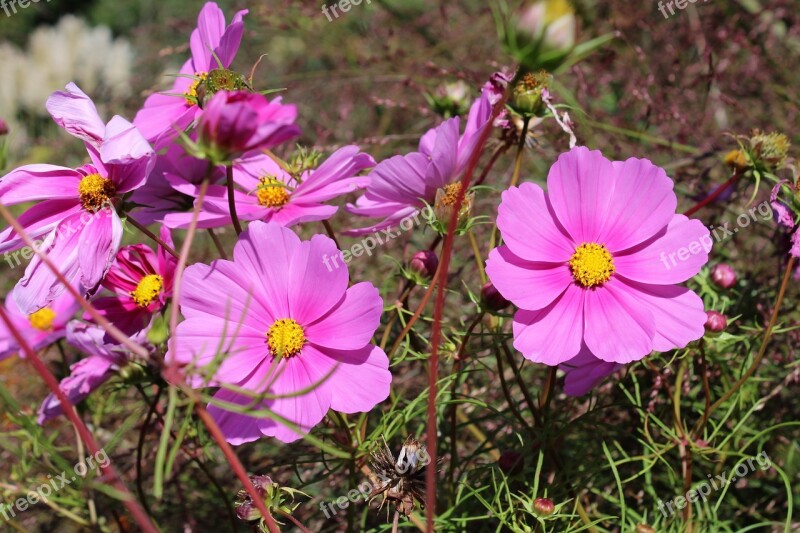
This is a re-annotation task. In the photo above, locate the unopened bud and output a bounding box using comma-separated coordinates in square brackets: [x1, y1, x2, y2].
[409, 250, 438, 278]
[704, 311, 727, 333]
[482, 281, 511, 312]
[0, 119, 8, 136]
[498, 450, 524, 475]
[710, 263, 736, 289]
[533, 497, 555, 517]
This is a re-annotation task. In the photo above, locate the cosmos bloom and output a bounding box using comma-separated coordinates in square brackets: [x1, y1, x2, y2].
[163, 146, 374, 229]
[0, 83, 155, 314]
[0, 291, 80, 360]
[194, 90, 301, 163]
[133, 2, 248, 150]
[169, 221, 391, 444]
[129, 142, 225, 225]
[485, 147, 710, 384]
[558, 348, 622, 396]
[38, 321, 145, 423]
[88, 227, 177, 336]
[345, 82, 496, 236]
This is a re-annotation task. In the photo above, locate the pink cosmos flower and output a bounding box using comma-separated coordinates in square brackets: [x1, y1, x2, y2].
[163, 146, 374, 229]
[0, 83, 155, 314]
[169, 221, 391, 444]
[485, 147, 710, 385]
[0, 291, 79, 360]
[88, 227, 177, 336]
[345, 83, 495, 236]
[194, 91, 301, 163]
[129, 142, 225, 225]
[38, 321, 146, 423]
[558, 348, 622, 396]
[133, 2, 248, 150]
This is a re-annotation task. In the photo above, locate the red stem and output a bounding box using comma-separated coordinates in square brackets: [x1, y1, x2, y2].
[425, 95, 508, 531]
[682, 170, 741, 217]
[0, 307, 158, 533]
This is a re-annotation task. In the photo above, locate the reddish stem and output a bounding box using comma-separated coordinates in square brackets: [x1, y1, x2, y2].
[0, 307, 158, 533]
[682, 170, 741, 217]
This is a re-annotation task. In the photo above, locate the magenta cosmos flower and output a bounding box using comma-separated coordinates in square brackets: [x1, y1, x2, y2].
[0, 83, 155, 314]
[163, 146, 374, 229]
[88, 227, 176, 336]
[133, 2, 248, 149]
[485, 147, 710, 379]
[194, 91, 301, 163]
[169, 222, 391, 444]
[38, 321, 146, 423]
[0, 291, 79, 360]
[345, 84, 496, 236]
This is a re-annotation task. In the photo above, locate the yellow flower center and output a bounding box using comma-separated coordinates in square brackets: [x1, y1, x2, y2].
[569, 243, 615, 288]
[437, 182, 462, 208]
[78, 173, 116, 212]
[267, 318, 306, 358]
[256, 176, 290, 208]
[184, 72, 208, 105]
[130, 274, 164, 307]
[28, 307, 56, 331]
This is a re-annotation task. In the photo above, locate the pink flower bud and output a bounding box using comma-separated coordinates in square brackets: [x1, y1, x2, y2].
[0, 118, 8, 136]
[533, 497, 555, 516]
[704, 311, 727, 333]
[409, 250, 438, 278]
[197, 91, 300, 162]
[710, 264, 736, 289]
[482, 281, 510, 312]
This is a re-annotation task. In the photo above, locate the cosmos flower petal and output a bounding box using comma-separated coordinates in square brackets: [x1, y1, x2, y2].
[45, 82, 105, 146]
[207, 387, 267, 446]
[101, 116, 156, 193]
[546, 147, 617, 243]
[309, 344, 391, 414]
[512, 283, 584, 365]
[496, 182, 574, 263]
[620, 279, 706, 352]
[614, 214, 711, 285]
[485, 246, 571, 311]
[583, 277, 656, 363]
[559, 345, 623, 396]
[305, 283, 382, 350]
[287, 234, 349, 324]
[0, 200, 82, 255]
[599, 156, 678, 252]
[78, 209, 123, 293]
[0, 164, 82, 205]
[38, 355, 117, 424]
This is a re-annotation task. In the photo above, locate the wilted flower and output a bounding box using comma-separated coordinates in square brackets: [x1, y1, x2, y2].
[710, 263, 736, 289]
[368, 436, 429, 517]
[235, 475, 306, 525]
[749, 130, 790, 171]
[511, 70, 551, 116]
[723, 149, 749, 171]
[705, 311, 727, 333]
[194, 91, 301, 164]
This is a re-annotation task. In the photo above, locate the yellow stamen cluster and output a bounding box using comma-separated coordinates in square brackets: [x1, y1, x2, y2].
[130, 274, 164, 307]
[256, 176, 290, 208]
[28, 307, 56, 331]
[267, 318, 306, 358]
[437, 182, 463, 208]
[78, 173, 116, 212]
[184, 72, 208, 105]
[569, 243, 615, 288]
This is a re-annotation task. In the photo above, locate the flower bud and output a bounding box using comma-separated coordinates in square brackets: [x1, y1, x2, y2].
[710, 264, 736, 289]
[0, 118, 8, 137]
[195, 91, 301, 163]
[513, 0, 576, 71]
[482, 281, 511, 312]
[433, 182, 474, 232]
[498, 450, 524, 475]
[409, 250, 439, 278]
[533, 497, 555, 517]
[704, 311, 727, 333]
[427, 80, 472, 118]
[511, 71, 551, 116]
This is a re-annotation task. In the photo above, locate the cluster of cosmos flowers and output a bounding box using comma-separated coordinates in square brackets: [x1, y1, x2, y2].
[0, 2, 712, 444]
